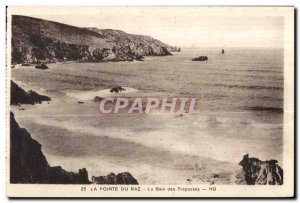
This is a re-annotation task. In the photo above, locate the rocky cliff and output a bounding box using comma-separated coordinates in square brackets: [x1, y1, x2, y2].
[10, 112, 138, 184]
[239, 154, 283, 185]
[10, 112, 90, 184]
[11, 80, 51, 105]
[11, 15, 177, 64]
[89, 28, 176, 56]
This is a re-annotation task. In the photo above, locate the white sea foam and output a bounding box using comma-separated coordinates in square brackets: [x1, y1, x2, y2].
[65, 87, 139, 101]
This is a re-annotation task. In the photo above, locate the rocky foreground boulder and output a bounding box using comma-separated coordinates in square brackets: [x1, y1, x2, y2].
[10, 112, 90, 184]
[239, 154, 283, 185]
[11, 80, 51, 105]
[10, 112, 138, 184]
[92, 172, 138, 185]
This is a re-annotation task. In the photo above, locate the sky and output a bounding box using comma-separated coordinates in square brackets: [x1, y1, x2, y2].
[10, 7, 285, 48]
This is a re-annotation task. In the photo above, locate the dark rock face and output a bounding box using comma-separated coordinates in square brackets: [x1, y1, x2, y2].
[92, 172, 117, 184]
[44, 167, 89, 184]
[92, 48, 112, 61]
[11, 80, 51, 105]
[116, 172, 139, 184]
[239, 154, 283, 185]
[12, 15, 175, 64]
[10, 112, 90, 184]
[10, 112, 139, 185]
[92, 172, 138, 185]
[10, 111, 48, 183]
[191, 56, 208, 61]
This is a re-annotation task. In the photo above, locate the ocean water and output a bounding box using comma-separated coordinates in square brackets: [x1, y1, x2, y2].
[11, 48, 283, 184]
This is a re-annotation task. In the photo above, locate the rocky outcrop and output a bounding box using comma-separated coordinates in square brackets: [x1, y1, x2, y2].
[92, 172, 138, 185]
[191, 56, 208, 61]
[92, 48, 113, 61]
[11, 15, 176, 64]
[10, 112, 138, 184]
[93, 28, 173, 57]
[11, 80, 51, 105]
[239, 154, 283, 185]
[110, 86, 126, 93]
[10, 112, 90, 184]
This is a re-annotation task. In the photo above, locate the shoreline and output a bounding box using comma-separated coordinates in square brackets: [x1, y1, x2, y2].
[10, 79, 245, 184]
[10, 48, 283, 184]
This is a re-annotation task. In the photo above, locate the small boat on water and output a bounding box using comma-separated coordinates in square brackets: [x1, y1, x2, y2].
[221, 49, 225, 54]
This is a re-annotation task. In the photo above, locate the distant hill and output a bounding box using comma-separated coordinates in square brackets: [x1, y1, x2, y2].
[11, 15, 179, 64]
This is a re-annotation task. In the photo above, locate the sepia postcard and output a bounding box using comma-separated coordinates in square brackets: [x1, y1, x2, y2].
[6, 6, 294, 198]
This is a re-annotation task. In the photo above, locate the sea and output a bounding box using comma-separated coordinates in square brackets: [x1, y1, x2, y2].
[11, 48, 284, 184]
